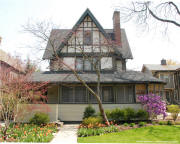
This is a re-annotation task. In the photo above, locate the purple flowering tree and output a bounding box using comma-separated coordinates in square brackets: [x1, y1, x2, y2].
[138, 94, 167, 119]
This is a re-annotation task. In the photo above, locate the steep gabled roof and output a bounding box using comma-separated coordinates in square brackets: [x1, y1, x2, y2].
[61, 8, 110, 47]
[42, 9, 133, 60]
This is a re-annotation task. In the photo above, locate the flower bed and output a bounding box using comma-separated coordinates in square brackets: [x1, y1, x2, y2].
[0, 123, 58, 142]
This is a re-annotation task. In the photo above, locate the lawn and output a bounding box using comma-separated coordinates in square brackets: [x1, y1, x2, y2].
[78, 125, 180, 143]
[0, 123, 58, 142]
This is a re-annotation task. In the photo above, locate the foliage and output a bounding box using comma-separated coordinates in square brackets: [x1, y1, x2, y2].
[82, 117, 103, 128]
[167, 105, 180, 121]
[0, 123, 58, 142]
[138, 122, 147, 127]
[129, 123, 135, 127]
[83, 105, 96, 119]
[123, 123, 129, 126]
[29, 112, 50, 125]
[152, 121, 156, 125]
[167, 120, 174, 125]
[0, 56, 48, 140]
[125, 108, 136, 120]
[137, 94, 167, 119]
[158, 121, 167, 125]
[78, 125, 180, 143]
[136, 109, 149, 120]
[78, 125, 118, 137]
[104, 108, 149, 122]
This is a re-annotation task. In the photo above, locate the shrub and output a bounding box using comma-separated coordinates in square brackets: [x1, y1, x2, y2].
[158, 121, 167, 125]
[152, 121, 156, 125]
[167, 120, 174, 125]
[110, 108, 125, 121]
[167, 105, 180, 121]
[29, 112, 50, 125]
[138, 122, 146, 127]
[124, 108, 136, 120]
[83, 105, 96, 119]
[78, 125, 118, 137]
[123, 123, 129, 126]
[136, 109, 149, 120]
[104, 110, 111, 119]
[130, 123, 135, 127]
[138, 94, 167, 119]
[82, 117, 103, 127]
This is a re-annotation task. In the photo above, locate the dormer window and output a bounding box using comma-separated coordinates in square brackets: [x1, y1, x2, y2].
[84, 30, 92, 45]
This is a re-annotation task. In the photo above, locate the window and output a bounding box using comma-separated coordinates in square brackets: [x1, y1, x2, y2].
[76, 58, 83, 70]
[75, 86, 87, 103]
[102, 87, 114, 103]
[116, 85, 134, 103]
[63, 57, 75, 70]
[101, 57, 112, 70]
[84, 59, 91, 70]
[93, 58, 100, 70]
[61, 86, 74, 103]
[84, 30, 92, 45]
[89, 87, 97, 103]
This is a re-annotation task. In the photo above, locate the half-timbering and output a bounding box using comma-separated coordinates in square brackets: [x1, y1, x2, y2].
[32, 9, 164, 121]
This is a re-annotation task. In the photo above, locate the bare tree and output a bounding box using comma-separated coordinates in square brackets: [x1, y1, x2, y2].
[119, 1, 180, 31]
[22, 19, 115, 125]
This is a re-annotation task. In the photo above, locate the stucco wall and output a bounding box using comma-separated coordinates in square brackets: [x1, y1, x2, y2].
[58, 104, 142, 121]
[16, 104, 58, 122]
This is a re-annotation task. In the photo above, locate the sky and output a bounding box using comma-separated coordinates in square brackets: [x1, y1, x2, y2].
[0, 0, 180, 71]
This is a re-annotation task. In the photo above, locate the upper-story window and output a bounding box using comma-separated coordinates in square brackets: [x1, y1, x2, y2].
[75, 57, 112, 71]
[84, 30, 92, 45]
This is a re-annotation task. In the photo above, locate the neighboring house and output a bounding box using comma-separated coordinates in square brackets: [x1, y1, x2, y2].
[0, 49, 25, 77]
[174, 68, 180, 102]
[142, 59, 180, 104]
[32, 9, 164, 122]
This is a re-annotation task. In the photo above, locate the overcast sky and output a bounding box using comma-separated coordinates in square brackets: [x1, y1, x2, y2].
[0, 0, 180, 71]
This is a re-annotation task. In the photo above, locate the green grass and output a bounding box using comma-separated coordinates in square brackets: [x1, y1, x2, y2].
[78, 125, 180, 143]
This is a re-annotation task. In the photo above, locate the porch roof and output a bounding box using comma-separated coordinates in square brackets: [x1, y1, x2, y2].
[31, 71, 165, 84]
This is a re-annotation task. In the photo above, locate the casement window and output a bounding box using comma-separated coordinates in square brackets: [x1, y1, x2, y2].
[63, 57, 75, 70]
[116, 85, 134, 103]
[76, 58, 83, 70]
[84, 59, 91, 71]
[84, 30, 92, 45]
[101, 57, 112, 70]
[102, 86, 114, 103]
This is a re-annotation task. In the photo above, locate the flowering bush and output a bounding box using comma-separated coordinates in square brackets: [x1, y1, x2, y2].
[137, 94, 167, 119]
[0, 123, 58, 142]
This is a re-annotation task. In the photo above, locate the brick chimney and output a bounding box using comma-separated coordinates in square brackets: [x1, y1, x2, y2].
[113, 11, 121, 47]
[161, 59, 167, 65]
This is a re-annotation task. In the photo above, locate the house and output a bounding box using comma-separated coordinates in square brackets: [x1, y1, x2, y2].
[142, 59, 180, 104]
[0, 49, 25, 77]
[31, 9, 164, 122]
[174, 68, 180, 103]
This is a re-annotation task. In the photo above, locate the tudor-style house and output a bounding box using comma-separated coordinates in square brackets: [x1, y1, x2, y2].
[31, 9, 164, 122]
[142, 59, 180, 104]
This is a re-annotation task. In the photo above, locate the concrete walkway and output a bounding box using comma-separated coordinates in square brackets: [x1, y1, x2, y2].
[51, 124, 78, 143]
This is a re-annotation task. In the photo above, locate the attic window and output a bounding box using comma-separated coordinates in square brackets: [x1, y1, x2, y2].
[84, 30, 92, 45]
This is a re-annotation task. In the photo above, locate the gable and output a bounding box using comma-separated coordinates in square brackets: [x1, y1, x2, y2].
[42, 9, 133, 60]
[60, 14, 111, 53]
